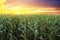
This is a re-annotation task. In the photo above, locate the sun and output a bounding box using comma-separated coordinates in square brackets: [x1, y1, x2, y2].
[0, 0, 7, 13]
[0, 0, 6, 4]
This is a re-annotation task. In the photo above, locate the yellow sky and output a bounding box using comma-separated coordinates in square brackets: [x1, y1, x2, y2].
[0, 0, 60, 15]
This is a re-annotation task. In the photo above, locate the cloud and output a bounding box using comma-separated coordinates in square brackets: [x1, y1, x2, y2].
[5, 0, 60, 9]
[27, 0, 60, 8]
[24, 0, 60, 10]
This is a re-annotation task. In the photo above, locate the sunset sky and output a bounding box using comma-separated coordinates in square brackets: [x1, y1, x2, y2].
[0, 0, 60, 14]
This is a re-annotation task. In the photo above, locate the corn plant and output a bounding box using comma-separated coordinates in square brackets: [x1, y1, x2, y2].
[0, 14, 60, 40]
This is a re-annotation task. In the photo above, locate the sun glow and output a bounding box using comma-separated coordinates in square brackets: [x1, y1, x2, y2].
[0, 0, 6, 4]
[0, 0, 60, 15]
[0, 4, 60, 15]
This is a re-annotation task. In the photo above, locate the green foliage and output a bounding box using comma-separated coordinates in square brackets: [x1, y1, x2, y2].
[0, 14, 60, 40]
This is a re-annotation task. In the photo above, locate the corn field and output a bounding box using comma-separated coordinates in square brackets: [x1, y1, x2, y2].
[0, 14, 60, 40]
